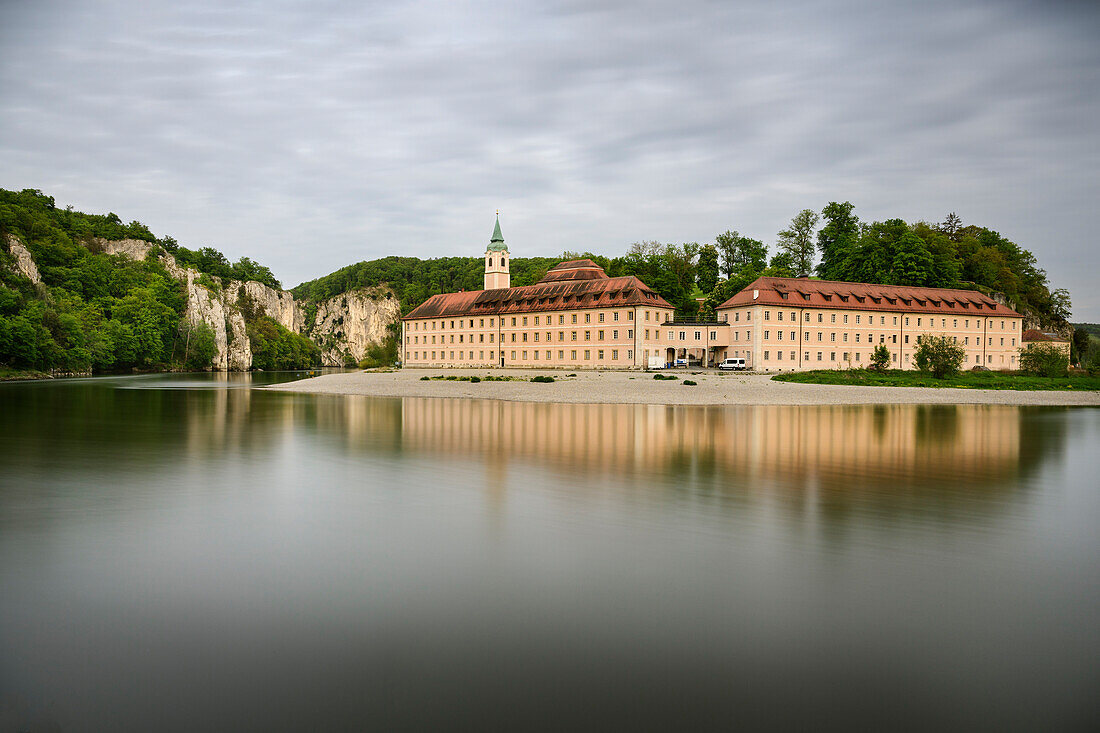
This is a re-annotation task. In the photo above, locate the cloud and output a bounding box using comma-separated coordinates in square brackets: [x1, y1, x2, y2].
[2, 0, 1098, 318]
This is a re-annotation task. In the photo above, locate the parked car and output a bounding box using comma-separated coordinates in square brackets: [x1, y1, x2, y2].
[718, 357, 747, 371]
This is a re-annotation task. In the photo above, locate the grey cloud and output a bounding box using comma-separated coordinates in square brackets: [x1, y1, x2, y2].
[1, 0, 1098, 318]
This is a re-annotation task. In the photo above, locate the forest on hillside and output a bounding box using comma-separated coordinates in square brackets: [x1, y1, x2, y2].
[0, 188, 315, 374]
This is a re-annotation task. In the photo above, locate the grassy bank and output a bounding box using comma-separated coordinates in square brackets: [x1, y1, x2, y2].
[771, 369, 1100, 391]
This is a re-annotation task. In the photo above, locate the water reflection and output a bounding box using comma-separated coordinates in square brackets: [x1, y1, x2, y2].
[1, 375, 1098, 731]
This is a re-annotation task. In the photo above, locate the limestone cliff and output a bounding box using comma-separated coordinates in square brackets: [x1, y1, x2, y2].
[5, 233, 41, 285]
[308, 289, 401, 366]
[81, 238, 398, 370]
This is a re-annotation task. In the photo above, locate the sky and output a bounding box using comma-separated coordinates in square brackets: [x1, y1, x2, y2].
[2, 0, 1098, 319]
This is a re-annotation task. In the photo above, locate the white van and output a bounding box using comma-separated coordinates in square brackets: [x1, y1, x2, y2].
[718, 357, 746, 371]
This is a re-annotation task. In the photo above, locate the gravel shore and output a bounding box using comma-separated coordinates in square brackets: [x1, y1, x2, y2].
[266, 368, 1100, 406]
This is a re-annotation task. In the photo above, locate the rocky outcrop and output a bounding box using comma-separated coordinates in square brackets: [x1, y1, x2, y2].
[92, 238, 398, 369]
[310, 289, 401, 366]
[5, 233, 41, 284]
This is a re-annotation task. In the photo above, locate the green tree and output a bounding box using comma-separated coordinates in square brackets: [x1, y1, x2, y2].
[817, 201, 860, 280]
[696, 244, 719, 293]
[870, 344, 890, 372]
[890, 232, 935, 286]
[914, 335, 965, 378]
[1018, 343, 1069, 377]
[765, 251, 795, 278]
[776, 209, 819, 277]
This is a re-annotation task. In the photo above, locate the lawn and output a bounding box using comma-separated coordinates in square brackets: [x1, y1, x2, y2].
[771, 369, 1100, 391]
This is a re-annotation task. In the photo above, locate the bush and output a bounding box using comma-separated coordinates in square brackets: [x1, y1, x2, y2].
[469, 376, 481, 383]
[870, 344, 890, 372]
[530, 375, 554, 383]
[914, 335, 965, 379]
[1018, 343, 1069, 377]
[653, 373, 678, 380]
[420, 375, 430, 380]
[683, 379, 697, 386]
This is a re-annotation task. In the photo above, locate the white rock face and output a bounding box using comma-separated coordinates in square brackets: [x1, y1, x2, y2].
[310, 290, 401, 366]
[88, 238, 399, 370]
[232, 280, 302, 332]
[5, 234, 42, 284]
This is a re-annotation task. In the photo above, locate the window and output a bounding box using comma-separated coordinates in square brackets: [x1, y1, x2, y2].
[777, 311, 783, 321]
[817, 352, 822, 361]
[817, 333, 822, 342]
[905, 317, 910, 326]
[764, 330, 770, 340]
[615, 312, 620, 321]
[571, 331, 577, 341]
[585, 331, 591, 341]
[843, 352, 849, 361]
[628, 330, 633, 338]
[559, 350, 564, 359]
[904, 335, 909, 344]
[612, 349, 618, 360]
[831, 314, 836, 323]
[695, 331, 701, 340]
[585, 313, 591, 323]
[843, 314, 848, 324]
[522, 350, 527, 359]
[855, 315, 861, 324]
[511, 317, 517, 326]
[572, 314, 578, 324]
[777, 331, 783, 341]
[534, 316, 539, 326]
[680, 331, 686, 341]
[511, 333, 516, 342]
[764, 351, 770, 360]
[765, 311, 770, 321]
[817, 313, 823, 323]
[777, 350, 783, 360]
[613, 330, 619, 339]
[511, 351, 516, 360]
[830, 352, 836, 361]
[571, 350, 577, 360]
[584, 350, 591, 360]
[598, 350, 605, 359]
[710, 331, 717, 339]
[830, 333, 836, 342]
[599, 313, 605, 323]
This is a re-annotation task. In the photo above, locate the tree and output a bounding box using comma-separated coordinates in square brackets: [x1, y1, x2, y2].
[1018, 343, 1069, 377]
[715, 230, 739, 279]
[817, 201, 859, 280]
[1049, 288, 1071, 326]
[914, 335, 965, 378]
[696, 244, 719, 293]
[890, 232, 935, 286]
[776, 209, 819, 277]
[870, 344, 890, 372]
[938, 212, 963, 240]
[765, 251, 795, 278]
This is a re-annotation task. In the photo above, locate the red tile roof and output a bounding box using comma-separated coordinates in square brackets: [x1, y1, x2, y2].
[718, 277, 1022, 317]
[404, 271, 673, 320]
[538, 259, 609, 283]
[1022, 329, 1067, 342]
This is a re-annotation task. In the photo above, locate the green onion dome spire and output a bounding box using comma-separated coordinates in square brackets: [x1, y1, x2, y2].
[487, 213, 507, 252]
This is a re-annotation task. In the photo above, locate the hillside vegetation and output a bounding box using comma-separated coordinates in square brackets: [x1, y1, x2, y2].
[0, 188, 313, 374]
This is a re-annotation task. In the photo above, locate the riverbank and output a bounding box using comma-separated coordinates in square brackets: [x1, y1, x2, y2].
[265, 368, 1100, 406]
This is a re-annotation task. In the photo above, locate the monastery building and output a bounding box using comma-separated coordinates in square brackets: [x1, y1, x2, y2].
[401, 219, 1025, 371]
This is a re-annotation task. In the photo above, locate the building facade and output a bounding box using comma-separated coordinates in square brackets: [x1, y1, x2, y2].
[401, 222, 1026, 372]
[402, 219, 677, 369]
[716, 276, 1026, 371]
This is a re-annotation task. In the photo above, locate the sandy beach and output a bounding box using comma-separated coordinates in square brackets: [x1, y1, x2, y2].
[266, 368, 1100, 406]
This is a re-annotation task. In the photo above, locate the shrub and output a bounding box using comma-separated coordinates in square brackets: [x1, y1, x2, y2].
[530, 375, 554, 383]
[420, 375, 430, 381]
[914, 335, 965, 379]
[1018, 343, 1069, 377]
[653, 373, 678, 380]
[870, 344, 890, 372]
[683, 379, 697, 386]
[469, 376, 481, 383]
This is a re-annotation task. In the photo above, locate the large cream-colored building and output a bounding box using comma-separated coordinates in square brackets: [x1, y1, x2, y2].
[716, 277, 1026, 371]
[402, 218, 677, 369]
[402, 221, 1025, 371]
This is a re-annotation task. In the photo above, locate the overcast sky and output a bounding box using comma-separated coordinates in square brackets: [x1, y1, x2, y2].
[2, 0, 1098, 318]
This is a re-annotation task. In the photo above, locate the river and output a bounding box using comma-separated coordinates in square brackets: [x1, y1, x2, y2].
[1, 373, 1098, 730]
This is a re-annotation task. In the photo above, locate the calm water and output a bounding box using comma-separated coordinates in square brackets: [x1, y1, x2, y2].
[1, 373, 1098, 731]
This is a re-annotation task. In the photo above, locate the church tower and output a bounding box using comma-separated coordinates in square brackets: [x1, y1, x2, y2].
[484, 214, 510, 290]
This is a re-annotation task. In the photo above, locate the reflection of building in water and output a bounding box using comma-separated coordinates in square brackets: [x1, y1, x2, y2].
[397, 399, 1023, 490]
